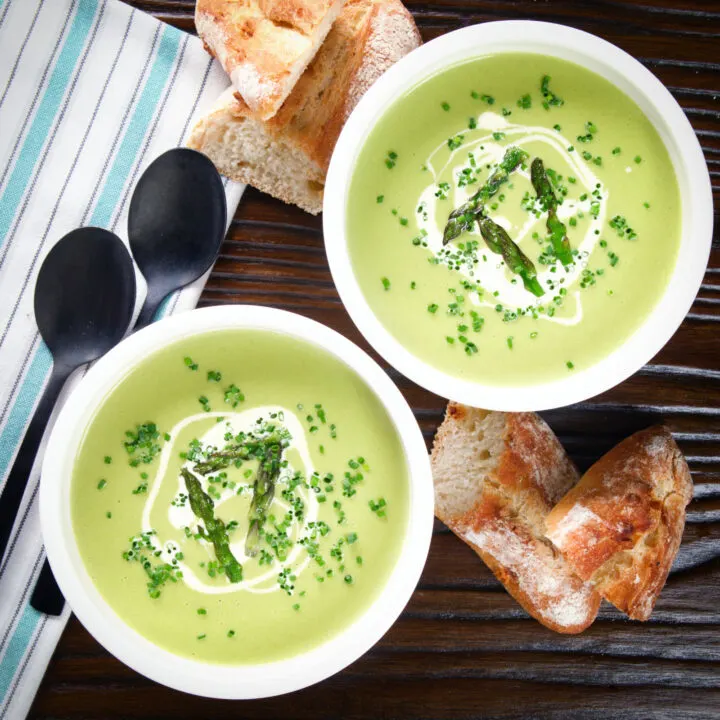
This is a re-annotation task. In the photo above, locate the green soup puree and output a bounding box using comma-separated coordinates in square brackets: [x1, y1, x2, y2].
[72, 330, 409, 664]
[347, 54, 681, 385]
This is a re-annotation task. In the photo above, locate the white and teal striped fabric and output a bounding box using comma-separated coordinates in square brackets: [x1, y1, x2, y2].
[0, 1, 244, 716]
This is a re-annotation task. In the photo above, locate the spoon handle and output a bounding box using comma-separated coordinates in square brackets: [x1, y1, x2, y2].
[31, 291, 170, 616]
[0, 362, 74, 569]
[134, 289, 167, 331]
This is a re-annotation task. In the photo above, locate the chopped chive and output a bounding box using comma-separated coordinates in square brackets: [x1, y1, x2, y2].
[507, 336, 514, 350]
[634, 155, 642, 164]
[566, 361, 575, 370]
[441, 101, 451, 111]
[381, 277, 391, 291]
[97, 479, 107, 490]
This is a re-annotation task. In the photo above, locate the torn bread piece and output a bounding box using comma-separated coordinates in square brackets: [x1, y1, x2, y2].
[432, 403, 601, 634]
[546, 426, 692, 621]
[196, 0, 346, 120]
[188, 0, 421, 214]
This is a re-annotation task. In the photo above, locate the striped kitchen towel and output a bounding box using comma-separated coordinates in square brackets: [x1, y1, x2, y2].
[0, 0, 244, 717]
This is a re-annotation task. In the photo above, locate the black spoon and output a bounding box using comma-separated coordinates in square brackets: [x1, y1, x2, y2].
[31, 148, 227, 615]
[130, 148, 227, 328]
[0, 228, 136, 591]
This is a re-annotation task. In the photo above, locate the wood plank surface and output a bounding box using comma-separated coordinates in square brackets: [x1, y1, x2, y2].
[30, 0, 720, 718]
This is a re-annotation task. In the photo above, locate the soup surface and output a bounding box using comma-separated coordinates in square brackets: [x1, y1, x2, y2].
[347, 53, 681, 385]
[72, 330, 409, 664]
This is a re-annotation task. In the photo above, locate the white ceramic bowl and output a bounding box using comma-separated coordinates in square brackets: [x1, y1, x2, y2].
[324, 20, 713, 411]
[40, 305, 434, 699]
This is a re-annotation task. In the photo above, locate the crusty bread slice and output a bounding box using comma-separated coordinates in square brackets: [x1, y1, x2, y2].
[188, 0, 421, 214]
[545, 426, 692, 621]
[432, 403, 601, 634]
[196, 0, 346, 120]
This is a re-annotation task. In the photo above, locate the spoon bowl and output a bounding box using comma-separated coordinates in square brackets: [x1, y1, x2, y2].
[35, 227, 138, 368]
[128, 148, 227, 327]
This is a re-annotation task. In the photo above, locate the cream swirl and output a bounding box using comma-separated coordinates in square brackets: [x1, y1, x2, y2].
[141, 407, 318, 596]
[417, 111, 608, 325]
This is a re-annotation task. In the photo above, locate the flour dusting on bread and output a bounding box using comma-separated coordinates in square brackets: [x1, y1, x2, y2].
[196, 0, 346, 120]
[463, 523, 598, 630]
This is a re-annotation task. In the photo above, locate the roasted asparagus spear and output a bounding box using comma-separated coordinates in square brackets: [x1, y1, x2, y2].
[181, 468, 243, 582]
[443, 146, 529, 245]
[478, 217, 545, 297]
[530, 157, 573, 266]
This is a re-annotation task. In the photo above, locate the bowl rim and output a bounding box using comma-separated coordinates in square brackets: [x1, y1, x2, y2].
[40, 305, 434, 699]
[323, 19, 713, 411]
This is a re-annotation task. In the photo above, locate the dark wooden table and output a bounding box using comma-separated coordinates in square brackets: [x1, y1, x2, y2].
[30, 1, 720, 718]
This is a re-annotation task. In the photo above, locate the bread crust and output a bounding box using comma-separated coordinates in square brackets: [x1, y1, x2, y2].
[196, 0, 346, 120]
[188, 0, 420, 213]
[545, 426, 692, 621]
[432, 403, 601, 634]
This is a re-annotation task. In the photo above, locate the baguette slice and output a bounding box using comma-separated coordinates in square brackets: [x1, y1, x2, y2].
[545, 426, 692, 621]
[196, 0, 346, 120]
[188, 0, 420, 214]
[432, 403, 601, 634]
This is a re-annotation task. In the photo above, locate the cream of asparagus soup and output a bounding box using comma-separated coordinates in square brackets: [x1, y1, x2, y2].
[347, 54, 681, 384]
[72, 330, 409, 664]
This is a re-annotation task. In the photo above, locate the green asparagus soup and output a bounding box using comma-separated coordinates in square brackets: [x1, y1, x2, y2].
[72, 329, 409, 665]
[347, 54, 681, 384]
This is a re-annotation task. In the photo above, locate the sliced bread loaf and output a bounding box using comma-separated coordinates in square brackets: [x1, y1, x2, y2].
[432, 403, 601, 634]
[188, 0, 421, 214]
[196, 0, 346, 120]
[545, 426, 692, 621]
